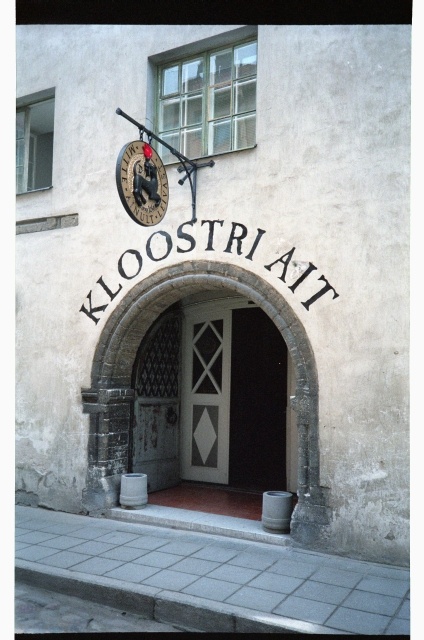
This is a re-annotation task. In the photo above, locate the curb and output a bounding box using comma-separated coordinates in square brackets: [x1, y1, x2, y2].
[15, 560, 346, 634]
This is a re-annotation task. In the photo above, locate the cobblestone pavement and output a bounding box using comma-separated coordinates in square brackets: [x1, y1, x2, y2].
[15, 581, 185, 633]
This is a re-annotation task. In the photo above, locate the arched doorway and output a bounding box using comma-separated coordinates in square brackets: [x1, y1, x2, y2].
[130, 292, 293, 496]
[81, 261, 329, 546]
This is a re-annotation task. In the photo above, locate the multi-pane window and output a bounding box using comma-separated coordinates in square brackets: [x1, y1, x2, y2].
[157, 41, 257, 163]
[16, 96, 55, 194]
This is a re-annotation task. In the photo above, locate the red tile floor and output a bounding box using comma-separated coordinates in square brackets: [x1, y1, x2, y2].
[147, 483, 265, 521]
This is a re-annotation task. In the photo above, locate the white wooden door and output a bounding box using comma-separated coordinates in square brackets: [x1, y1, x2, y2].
[180, 304, 232, 484]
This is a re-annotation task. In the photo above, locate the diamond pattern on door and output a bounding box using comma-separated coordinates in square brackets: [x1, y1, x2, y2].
[134, 315, 180, 397]
[192, 322, 223, 393]
[192, 405, 218, 467]
[181, 305, 230, 484]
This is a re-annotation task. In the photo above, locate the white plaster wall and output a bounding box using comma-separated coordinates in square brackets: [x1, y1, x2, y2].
[15, 24, 410, 563]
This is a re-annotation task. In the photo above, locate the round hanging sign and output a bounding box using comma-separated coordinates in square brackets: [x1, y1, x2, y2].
[116, 140, 169, 227]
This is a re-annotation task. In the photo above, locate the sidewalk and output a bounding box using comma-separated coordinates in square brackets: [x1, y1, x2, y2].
[15, 504, 410, 635]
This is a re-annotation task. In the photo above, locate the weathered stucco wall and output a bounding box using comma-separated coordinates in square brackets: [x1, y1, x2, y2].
[15, 24, 410, 565]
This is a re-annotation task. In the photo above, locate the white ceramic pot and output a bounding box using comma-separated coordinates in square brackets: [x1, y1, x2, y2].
[119, 473, 148, 509]
[262, 490, 293, 533]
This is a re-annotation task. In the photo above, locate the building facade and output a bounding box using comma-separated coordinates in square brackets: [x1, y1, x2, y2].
[15, 23, 410, 566]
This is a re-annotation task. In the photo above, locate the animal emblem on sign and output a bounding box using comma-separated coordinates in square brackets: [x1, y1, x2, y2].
[133, 159, 162, 207]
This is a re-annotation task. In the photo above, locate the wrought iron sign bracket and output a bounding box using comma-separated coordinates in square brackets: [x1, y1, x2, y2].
[116, 108, 214, 223]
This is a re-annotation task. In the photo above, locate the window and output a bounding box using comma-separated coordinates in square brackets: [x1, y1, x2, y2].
[16, 93, 55, 194]
[156, 41, 257, 163]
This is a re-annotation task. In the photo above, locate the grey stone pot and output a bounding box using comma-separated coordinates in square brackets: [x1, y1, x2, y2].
[119, 473, 148, 509]
[262, 490, 293, 533]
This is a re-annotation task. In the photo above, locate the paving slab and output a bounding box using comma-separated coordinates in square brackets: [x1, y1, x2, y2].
[15, 505, 410, 635]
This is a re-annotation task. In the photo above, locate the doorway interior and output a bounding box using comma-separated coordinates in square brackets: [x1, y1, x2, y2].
[229, 306, 288, 492]
[131, 291, 297, 518]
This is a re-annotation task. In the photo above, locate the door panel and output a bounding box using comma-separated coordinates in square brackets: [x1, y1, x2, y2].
[132, 400, 179, 490]
[181, 307, 231, 484]
[131, 311, 181, 492]
[181, 300, 289, 491]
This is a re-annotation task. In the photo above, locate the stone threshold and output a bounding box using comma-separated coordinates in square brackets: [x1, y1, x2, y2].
[106, 503, 292, 547]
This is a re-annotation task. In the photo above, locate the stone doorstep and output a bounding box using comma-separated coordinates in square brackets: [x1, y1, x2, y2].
[106, 506, 292, 547]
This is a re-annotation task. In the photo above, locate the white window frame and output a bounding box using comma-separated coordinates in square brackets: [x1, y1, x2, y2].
[16, 91, 55, 195]
[155, 39, 257, 164]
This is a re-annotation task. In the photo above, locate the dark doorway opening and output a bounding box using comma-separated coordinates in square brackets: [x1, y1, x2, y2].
[229, 307, 288, 491]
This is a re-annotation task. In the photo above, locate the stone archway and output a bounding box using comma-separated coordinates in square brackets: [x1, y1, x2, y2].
[81, 261, 330, 547]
